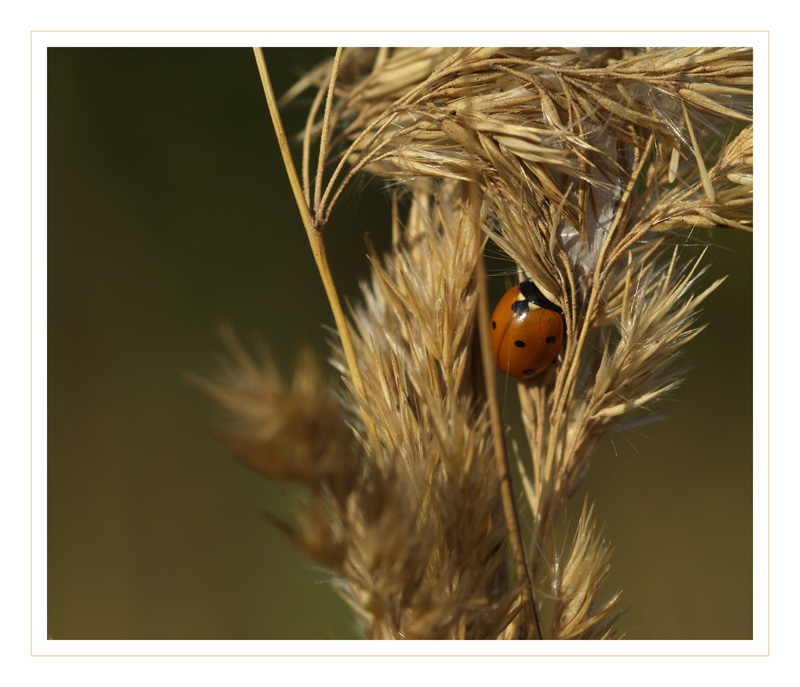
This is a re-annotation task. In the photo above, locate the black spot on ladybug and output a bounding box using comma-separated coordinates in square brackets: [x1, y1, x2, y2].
[523, 369, 535, 376]
[546, 336, 556, 343]
[514, 340, 525, 348]
[491, 320, 496, 330]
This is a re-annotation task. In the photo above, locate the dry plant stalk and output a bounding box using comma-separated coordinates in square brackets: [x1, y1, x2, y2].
[199, 47, 753, 639]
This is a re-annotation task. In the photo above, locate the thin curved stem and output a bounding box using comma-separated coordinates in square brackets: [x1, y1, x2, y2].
[314, 48, 343, 214]
[252, 48, 376, 445]
[470, 181, 543, 640]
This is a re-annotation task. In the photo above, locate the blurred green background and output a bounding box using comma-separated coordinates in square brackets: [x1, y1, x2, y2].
[47, 48, 753, 640]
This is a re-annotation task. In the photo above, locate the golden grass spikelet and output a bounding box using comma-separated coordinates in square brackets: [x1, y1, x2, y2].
[191, 326, 355, 504]
[590, 247, 725, 424]
[551, 498, 623, 640]
[198, 323, 516, 638]
[344, 181, 481, 405]
[295, 47, 750, 231]
[200, 47, 753, 639]
[325, 180, 519, 638]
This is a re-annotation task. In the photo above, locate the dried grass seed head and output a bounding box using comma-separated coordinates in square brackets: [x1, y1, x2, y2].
[199, 46, 753, 640]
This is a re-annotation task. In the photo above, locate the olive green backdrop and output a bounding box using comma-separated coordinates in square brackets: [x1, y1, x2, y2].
[46, 47, 753, 640]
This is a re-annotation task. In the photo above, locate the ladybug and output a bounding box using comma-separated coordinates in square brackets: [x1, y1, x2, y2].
[490, 280, 565, 379]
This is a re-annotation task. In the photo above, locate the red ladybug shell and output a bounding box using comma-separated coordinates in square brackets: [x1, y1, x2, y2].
[490, 282, 564, 379]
